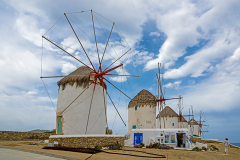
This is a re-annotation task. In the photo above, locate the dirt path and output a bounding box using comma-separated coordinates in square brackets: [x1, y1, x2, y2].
[0, 141, 239, 160]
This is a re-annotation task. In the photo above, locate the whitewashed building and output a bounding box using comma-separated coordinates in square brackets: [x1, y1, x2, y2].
[178, 117, 188, 129]
[156, 106, 179, 129]
[129, 128, 191, 148]
[56, 66, 107, 135]
[188, 118, 200, 136]
[128, 89, 156, 134]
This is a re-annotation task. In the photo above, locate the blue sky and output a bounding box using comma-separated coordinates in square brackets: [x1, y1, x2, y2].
[1, 0, 240, 143]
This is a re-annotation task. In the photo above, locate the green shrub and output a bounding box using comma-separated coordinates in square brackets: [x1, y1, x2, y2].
[146, 142, 170, 149]
[94, 145, 101, 150]
[116, 141, 122, 149]
[202, 146, 207, 151]
[208, 145, 219, 151]
[106, 141, 122, 150]
[140, 142, 145, 147]
[192, 147, 200, 151]
[44, 129, 56, 133]
[105, 127, 112, 135]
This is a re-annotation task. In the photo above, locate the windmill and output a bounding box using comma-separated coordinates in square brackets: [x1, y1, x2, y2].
[187, 105, 196, 136]
[40, 10, 138, 135]
[197, 110, 209, 137]
[178, 104, 193, 128]
[156, 62, 182, 128]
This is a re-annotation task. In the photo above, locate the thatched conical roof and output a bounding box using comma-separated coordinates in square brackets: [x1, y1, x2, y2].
[156, 106, 179, 118]
[188, 118, 199, 125]
[57, 66, 106, 89]
[178, 116, 188, 122]
[128, 89, 156, 108]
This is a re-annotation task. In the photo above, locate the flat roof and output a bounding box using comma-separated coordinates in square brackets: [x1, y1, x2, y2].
[50, 134, 124, 138]
[130, 128, 189, 132]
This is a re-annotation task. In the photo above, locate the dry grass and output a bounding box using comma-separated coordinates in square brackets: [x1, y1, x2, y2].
[0, 141, 239, 160]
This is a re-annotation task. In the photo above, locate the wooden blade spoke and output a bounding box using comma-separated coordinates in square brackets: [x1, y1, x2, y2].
[104, 74, 139, 77]
[103, 48, 131, 72]
[99, 77, 106, 91]
[100, 22, 115, 70]
[85, 81, 97, 134]
[40, 76, 66, 78]
[60, 86, 89, 115]
[41, 75, 95, 78]
[89, 78, 97, 86]
[91, 10, 100, 66]
[104, 64, 123, 74]
[42, 36, 94, 72]
[64, 13, 96, 72]
[103, 89, 108, 129]
[103, 77, 131, 99]
[106, 91, 126, 126]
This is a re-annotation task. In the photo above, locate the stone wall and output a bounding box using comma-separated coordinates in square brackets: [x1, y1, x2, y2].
[190, 137, 202, 143]
[49, 135, 124, 148]
[0, 131, 54, 141]
[201, 139, 222, 143]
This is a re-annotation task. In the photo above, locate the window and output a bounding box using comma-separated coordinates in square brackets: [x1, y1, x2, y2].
[172, 123, 174, 126]
[165, 135, 169, 143]
[157, 138, 164, 144]
[135, 106, 137, 110]
[160, 134, 163, 136]
[170, 135, 175, 143]
[161, 138, 164, 144]
[132, 125, 136, 129]
[57, 116, 62, 134]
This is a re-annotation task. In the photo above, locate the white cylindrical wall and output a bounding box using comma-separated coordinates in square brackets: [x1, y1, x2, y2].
[178, 122, 188, 128]
[188, 125, 199, 136]
[57, 83, 106, 135]
[128, 105, 156, 134]
[156, 117, 179, 129]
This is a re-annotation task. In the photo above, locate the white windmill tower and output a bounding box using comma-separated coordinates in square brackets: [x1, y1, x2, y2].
[41, 10, 138, 135]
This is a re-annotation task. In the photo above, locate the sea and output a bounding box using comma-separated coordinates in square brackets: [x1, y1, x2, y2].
[231, 143, 240, 147]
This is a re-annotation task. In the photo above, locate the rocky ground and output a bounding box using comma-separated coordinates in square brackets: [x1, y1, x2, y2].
[0, 140, 239, 160]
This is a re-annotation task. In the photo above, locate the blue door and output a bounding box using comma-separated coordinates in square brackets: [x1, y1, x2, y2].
[134, 133, 143, 145]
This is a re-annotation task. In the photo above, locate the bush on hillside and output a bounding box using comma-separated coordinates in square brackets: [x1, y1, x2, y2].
[202, 146, 207, 151]
[106, 141, 122, 150]
[146, 142, 170, 149]
[134, 142, 145, 148]
[192, 147, 200, 151]
[208, 145, 219, 151]
[94, 145, 101, 150]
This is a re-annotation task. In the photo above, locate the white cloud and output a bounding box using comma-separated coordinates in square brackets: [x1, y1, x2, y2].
[0, 92, 56, 131]
[27, 91, 38, 95]
[164, 81, 181, 88]
[61, 62, 77, 75]
[144, 0, 240, 75]
[182, 47, 240, 112]
[1, 0, 240, 137]
[15, 14, 46, 47]
[145, 1, 202, 70]
[149, 32, 160, 37]
[164, 29, 240, 79]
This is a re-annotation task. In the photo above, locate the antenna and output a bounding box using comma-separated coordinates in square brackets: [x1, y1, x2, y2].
[197, 110, 209, 137]
[178, 103, 193, 128]
[156, 62, 182, 129]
